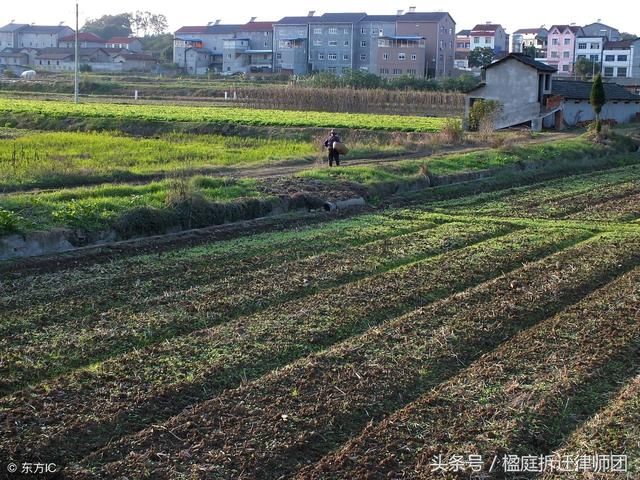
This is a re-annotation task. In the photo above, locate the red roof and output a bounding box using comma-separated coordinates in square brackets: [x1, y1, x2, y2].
[239, 21, 275, 32]
[107, 36, 139, 44]
[175, 26, 209, 34]
[60, 32, 104, 42]
[514, 28, 544, 35]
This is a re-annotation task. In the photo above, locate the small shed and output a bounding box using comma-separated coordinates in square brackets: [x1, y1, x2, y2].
[545, 80, 640, 128]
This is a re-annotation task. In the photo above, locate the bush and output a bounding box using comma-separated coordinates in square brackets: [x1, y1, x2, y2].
[468, 99, 502, 132]
[79, 64, 93, 73]
[438, 118, 464, 144]
[0, 208, 21, 234]
[112, 206, 179, 239]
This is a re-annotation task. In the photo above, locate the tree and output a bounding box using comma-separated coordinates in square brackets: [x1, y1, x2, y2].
[82, 13, 132, 40]
[575, 58, 601, 79]
[590, 74, 605, 133]
[620, 32, 639, 41]
[523, 45, 537, 59]
[468, 47, 495, 68]
[140, 34, 173, 62]
[131, 11, 168, 36]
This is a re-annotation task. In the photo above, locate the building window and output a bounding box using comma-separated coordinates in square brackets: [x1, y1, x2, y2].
[276, 53, 282, 59]
[618, 55, 627, 61]
[360, 53, 367, 60]
[604, 66, 614, 76]
[591, 43, 600, 49]
[590, 54, 599, 62]
[361, 27, 367, 34]
[379, 67, 389, 74]
[605, 54, 615, 61]
[313, 28, 322, 35]
[563, 51, 570, 58]
[383, 53, 388, 60]
[313, 40, 322, 46]
[398, 53, 406, 60]
[393, 68, 402, 75]
[327, 66, 337, 73]
[407, 68, 417, 76]
[577, 54, 586, 59]
[552, 38, 559, 45]
[617, 67, 627, 77]
[562, 64, 569, 72]
[411, 54, 417, 60]
[328, 28, 338, 35]
[485, 37, 491, 43]
[328, 40, 337, 46]
[361, 41, 367, 47]
[343, 54, 349, 60]
[564, 38, 571, 45]
[578, 43, 587, 49]
[318, 53, 325, 60]
[328, 53, 337, 60]
[344, 28, 349, 35]
[474, 37, 480, 43]
[344, 40, 349, 46]
[551, 51, 559, 58]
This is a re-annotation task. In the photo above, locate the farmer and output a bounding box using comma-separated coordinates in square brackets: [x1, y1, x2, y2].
[323, 129, 341, 167]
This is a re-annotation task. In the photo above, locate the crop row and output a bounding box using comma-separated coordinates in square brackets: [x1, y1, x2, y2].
[71, 232, 640, 479]
[427, 164, 640, 220]
[541, 376, 640, 478]
[0, 221, 507, 394]
[300, 264, 640, 479]
[0, 212, 439, 316]
[0, 98, 449, 132]
[0, 227, 583, 464]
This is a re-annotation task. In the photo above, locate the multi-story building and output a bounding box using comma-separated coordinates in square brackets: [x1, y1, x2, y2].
[396, 11, 456, 77]
[307, 12, 366, 75]
[546, 25, 583, 75]
[574, 36, 605, 74]
[105, 37, 143, 52]
[173, 23, 241, 73]
[581, 22, 621, 42]
[0, 24, 75, 49]
[223, 21, 274, 74]
[511, 28, 547, 58]
[470, 23, 508, 54]
[602, 40, 640, 78]
[355, 15, 398, 73]
[273, 16, 312, 75]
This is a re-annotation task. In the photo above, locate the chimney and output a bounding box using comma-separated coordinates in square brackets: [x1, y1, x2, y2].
[249, 17, 257, 23]
[397, 10, 404, 15]
[214, 19, 221, 25]
[408, 6, 416, 13]
[308, 11, 316, 17]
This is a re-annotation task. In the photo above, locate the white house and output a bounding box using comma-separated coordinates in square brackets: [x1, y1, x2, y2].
[470, 23, 509, 54]
[602, 40, 640, 79]
[575, 36, 605, 65]
[465, 53, 558, 131]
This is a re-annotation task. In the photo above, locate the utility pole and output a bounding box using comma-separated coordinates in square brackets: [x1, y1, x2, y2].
[74, 1, 79, 103]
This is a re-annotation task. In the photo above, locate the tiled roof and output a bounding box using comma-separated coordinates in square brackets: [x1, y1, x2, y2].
[399, 12, 450, 22]
[0, 23, 28, 32]
[552, 80, 640, 101]
[472, 24, 502, 32]
[59, 32, 104, 42]
[362, 15, 400, 22]
[207, 24, 242, 34]
[604, 40, 635, 49]
[23, 25, 71, 34]
[114, 53, 155, 61]
[239, 21, 275, 32]
[175, 26, 209, 34]
[550, 25, 582, 34]
[486, 53, 557, 72]
[457, 29, 471, 36]
[318, 12, 367, 23]
[107, 37, 140, 44]
[275, 16, 317, 25]
[514, 28, 545, 35]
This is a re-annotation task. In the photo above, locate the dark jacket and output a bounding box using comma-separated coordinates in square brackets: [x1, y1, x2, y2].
[324, 134, 341, 150]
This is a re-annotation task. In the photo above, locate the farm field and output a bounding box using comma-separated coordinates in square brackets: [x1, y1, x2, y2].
[0, 98, 450, 132]
[1, 132, 634, 236]
[1, 161, 639, 478]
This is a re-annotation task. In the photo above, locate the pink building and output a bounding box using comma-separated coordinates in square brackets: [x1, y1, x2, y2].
[546, 25, 583, 75]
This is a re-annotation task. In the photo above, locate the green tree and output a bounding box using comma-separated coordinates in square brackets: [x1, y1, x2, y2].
[590, 74, 605, 133]
[620, 32, 639, 41]
[82, 13, 132, 40]
[140, 34, 173, 62]
[523, 45, 537, 58]
[131, 11, 169, 36]
[468, 47, 495, 68]
[575, 58, 601, 79]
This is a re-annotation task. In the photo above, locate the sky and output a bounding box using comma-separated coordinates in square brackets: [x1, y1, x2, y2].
[2, 0, 638, 36]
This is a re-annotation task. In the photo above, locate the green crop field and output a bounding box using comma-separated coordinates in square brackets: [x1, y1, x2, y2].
[0, 98, 450, 132]
[1, 160, 639, 478]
